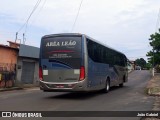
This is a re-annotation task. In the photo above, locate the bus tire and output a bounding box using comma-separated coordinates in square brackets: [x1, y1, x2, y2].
[119, 83, 124, 87]
[119, 76, 125, 87]
[103, 78, 110, 93]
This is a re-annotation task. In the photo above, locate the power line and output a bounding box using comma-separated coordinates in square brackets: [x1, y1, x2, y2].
[17, 0, 42, 33]
[155, 8, 160, 32]
[71, 0, 83, 32]
[31, 0, 47, 24]
[24, 0, 42, 34]
[39, 0, 47, 13]
[16, 0, 42, 44]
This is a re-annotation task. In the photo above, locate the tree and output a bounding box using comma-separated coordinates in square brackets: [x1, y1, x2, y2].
[135, 58, 146, 69]
[146, 62, 152, 70]
[146, 29, 160, 66]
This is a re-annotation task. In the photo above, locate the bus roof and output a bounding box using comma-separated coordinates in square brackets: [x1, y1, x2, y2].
[42, 33, 126, 57]
[42, 33, 82, 39]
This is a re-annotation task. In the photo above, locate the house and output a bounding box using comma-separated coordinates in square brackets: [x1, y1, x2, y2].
[16, 44, 40, 87]
[0, 41, 19, 88]
[0, 40, 40, 88]
[127, 60, 135, 73]
[0, 41, 19, 69]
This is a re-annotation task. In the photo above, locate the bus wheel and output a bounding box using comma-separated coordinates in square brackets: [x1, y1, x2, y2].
[119, 83, 124, 87]
[104, 79, 110, 93]
[119, 76, 125, 87]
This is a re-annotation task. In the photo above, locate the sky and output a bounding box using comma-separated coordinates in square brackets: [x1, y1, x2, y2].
[0, 0, 160, 61]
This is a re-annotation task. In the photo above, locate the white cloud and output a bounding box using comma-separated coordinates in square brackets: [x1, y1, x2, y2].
[0, 0, 160, 61]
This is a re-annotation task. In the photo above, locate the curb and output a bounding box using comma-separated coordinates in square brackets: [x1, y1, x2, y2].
[147, 88, 160, 97]
[0, 87, 23, 92]
[148, 93, 160, 97]
[128, 70, 134, 74]
[143, 73, 160, 120]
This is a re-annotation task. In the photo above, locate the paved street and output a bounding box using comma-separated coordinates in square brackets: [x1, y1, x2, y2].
[0, 70, 155, 120]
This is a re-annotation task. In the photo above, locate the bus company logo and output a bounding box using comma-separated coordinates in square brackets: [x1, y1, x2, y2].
[46, 40, 76, 47]
[2, 112, 11, 117]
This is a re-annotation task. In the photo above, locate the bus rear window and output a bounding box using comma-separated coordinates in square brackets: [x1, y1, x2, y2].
[40, 36, 82, 69]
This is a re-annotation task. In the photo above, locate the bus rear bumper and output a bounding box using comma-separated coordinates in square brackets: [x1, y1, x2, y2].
[39, 80, 88, 92]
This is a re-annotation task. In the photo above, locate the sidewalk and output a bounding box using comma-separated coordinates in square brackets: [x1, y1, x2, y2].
[147, 73, 160, 97]
[144, 73, 160, 120]
[0, 87, 23, 92]
[0, 81, 40, 92]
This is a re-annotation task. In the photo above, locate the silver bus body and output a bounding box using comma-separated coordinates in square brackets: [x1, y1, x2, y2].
[39, 33, 128, 92]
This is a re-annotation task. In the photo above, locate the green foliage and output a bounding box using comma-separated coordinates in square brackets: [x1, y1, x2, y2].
[135, 58, 146, 69]
[146, 63, 152, 70]
[146, 29, 160, 66]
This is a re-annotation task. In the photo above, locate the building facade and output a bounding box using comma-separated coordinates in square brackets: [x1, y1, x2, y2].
[16, 44, 40, 87]
[0, 41, 40, 88]
[0, 41, 19, 88]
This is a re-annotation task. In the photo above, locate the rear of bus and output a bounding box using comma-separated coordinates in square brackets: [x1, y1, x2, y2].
[39, 34, 87, 92]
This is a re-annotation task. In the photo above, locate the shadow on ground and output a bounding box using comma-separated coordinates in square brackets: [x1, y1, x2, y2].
[44, 86, 126, 100]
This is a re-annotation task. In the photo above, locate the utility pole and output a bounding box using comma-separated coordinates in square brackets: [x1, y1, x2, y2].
[23, 33, 26, 44]
[152, 48, 155, 76]
[15, 32, 18, 42]
[152, 8, 160, 76]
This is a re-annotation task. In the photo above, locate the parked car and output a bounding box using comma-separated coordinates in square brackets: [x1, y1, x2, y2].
[135, 66, 141, 70]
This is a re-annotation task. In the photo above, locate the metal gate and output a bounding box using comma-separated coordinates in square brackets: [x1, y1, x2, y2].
[0, 63, 16, 88]
[21, 61, 35, 84]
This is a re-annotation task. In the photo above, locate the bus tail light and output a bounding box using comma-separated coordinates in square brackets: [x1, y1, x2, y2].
[79, 66, 85, 81]
[39, 67, 43, 81]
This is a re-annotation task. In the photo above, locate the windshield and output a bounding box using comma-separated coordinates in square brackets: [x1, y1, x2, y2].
[41, 36, 82, 69]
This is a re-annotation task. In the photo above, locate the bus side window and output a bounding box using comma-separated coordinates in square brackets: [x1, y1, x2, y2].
[87, 39, 95, 61]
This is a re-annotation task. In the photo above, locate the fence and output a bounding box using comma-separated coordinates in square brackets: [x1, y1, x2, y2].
[0, 63, 16, 88]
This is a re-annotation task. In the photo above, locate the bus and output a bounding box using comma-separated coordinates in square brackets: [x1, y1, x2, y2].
[39, 33, 128, 92]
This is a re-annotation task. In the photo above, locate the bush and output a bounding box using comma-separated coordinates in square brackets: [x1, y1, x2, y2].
[155, 65, 160, 73]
